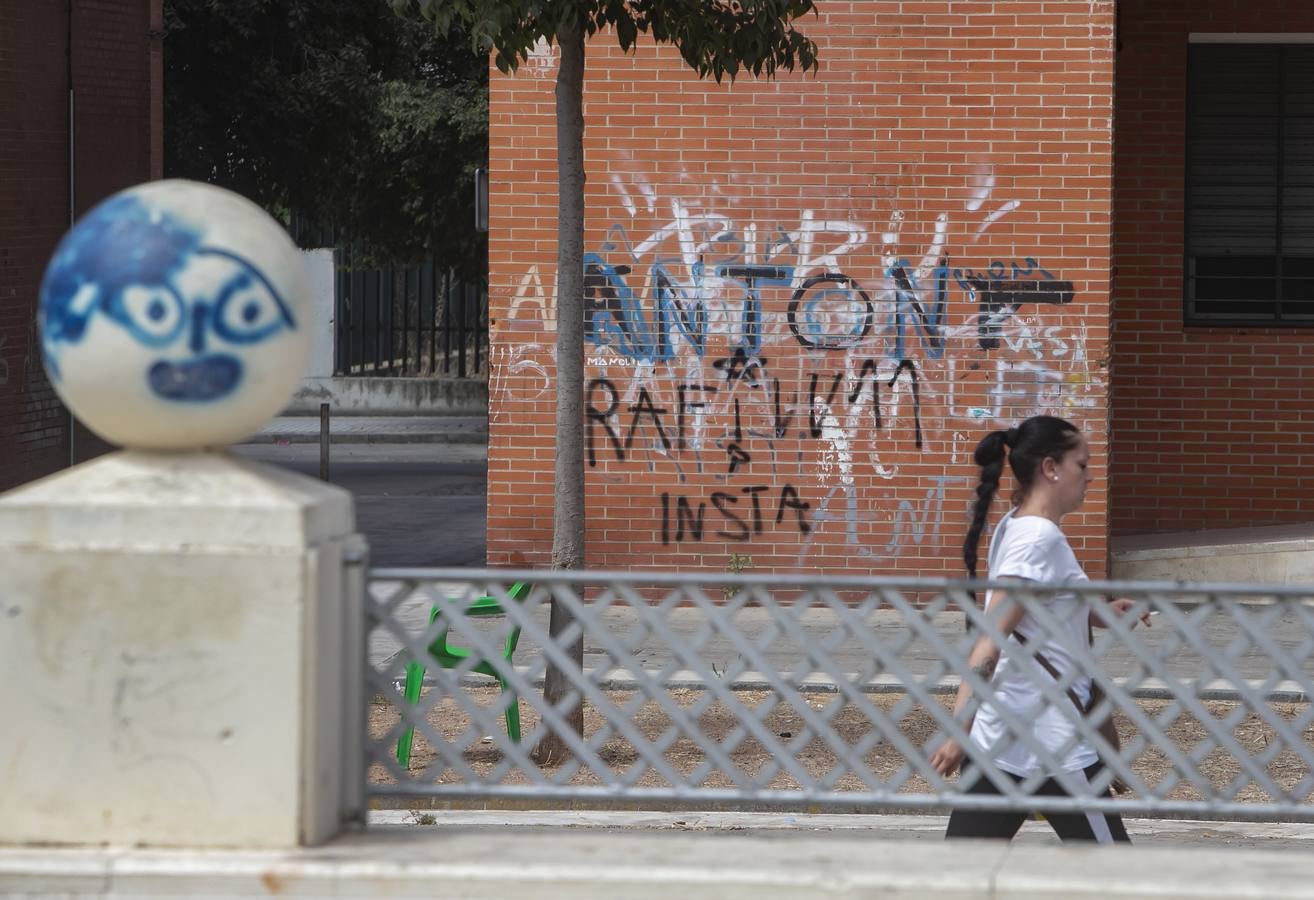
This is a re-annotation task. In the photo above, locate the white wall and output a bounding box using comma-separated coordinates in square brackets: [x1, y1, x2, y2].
[302, 249, 336, 379]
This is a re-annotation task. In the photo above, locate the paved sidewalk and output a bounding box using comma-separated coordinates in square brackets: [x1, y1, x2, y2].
[248, 414, 487, 444]
[9, 828, 1314, 897]
[368, 809, 1314, 851]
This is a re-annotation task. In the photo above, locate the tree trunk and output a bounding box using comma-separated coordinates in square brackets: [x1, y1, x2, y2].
[532, 22, 586, 767]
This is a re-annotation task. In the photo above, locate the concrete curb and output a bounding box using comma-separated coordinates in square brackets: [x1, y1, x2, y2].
[246, 414, 489, 446]
[245, 430, 488, 445]
[5, 829, 1314, 898]
[365, 809, 1314, 843]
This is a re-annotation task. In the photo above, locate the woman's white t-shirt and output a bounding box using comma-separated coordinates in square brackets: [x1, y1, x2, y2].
[967, 509, 1098, 776]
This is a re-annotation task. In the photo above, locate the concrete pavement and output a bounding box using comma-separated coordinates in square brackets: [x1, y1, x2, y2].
[250, 413, 487, 444]
[231, 440, 487, 568]
[368, 809, 1314, 851]
[8, 827, 1314, 898]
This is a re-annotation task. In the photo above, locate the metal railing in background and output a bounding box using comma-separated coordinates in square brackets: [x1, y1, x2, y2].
[289, 217, 488, 378]
[333, 243, 487, 379]
[363, 570, 1314, 821]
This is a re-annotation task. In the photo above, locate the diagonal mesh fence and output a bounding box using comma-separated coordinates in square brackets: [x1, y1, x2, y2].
[364, 569, 1314, 820]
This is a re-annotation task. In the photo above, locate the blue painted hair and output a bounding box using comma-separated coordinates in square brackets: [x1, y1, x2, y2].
[40, 193, 201, 352]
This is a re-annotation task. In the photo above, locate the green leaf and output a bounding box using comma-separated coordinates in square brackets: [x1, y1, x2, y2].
[164, 0, 489, 274]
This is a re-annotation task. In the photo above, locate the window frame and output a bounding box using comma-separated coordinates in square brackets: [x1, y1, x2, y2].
[1184, 35, 1314, 328]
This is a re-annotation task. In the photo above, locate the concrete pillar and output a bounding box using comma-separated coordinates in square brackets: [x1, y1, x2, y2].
[11, 178, 363, 849]
[0, 450, 365, 848]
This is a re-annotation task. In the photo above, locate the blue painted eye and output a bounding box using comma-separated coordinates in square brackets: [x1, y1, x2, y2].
[213, 272, 288, 344]
[116, 285, 185, 346]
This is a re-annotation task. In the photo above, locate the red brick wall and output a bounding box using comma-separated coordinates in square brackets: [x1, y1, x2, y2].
[1111, 1, 1314, 534]
[488, 1, 1117, 578]
[0, 0, 158, 490]
[0, 0, 75, 485]
[72, 0, 157, 216]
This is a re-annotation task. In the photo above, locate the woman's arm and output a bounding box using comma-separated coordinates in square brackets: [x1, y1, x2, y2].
[930, 590, 1027, 777]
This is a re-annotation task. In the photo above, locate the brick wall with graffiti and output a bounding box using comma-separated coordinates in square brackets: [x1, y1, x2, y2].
[487, 1, 1117, 577]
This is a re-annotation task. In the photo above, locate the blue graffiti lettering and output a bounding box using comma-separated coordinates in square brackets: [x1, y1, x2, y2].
[583, 254, 709, 361]
[583, 253, 794, 361]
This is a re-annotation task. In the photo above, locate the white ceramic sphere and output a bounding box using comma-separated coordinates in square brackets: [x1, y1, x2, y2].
[39, 180, 310, 450]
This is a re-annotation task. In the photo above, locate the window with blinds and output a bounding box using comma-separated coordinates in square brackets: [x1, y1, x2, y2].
[1186, 43, 1314, 325]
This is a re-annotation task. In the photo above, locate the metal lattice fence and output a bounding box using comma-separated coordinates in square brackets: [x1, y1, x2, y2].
[364, 569, 1314, 821]
[288, 218, 488, 378]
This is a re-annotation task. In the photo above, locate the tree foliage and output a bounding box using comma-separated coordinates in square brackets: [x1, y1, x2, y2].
[404, 0, 818, 82]
[163, 0, 487, 274]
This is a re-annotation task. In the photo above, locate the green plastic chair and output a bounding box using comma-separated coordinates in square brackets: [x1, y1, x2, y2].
[396, 581, 532, 767]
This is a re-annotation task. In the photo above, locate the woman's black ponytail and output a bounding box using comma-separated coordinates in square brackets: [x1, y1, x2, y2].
[962, 429, 1012, 579]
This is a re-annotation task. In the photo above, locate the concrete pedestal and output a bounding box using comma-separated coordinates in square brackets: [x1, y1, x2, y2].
[0, 451, 364, 848]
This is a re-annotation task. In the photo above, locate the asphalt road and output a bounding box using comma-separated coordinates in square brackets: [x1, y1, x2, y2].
[231, 442, 487, 568]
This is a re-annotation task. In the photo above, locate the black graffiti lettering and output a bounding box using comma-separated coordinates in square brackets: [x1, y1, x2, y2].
[743, 485, 769, 534]
[787, 273, 875, 350]
[719, 265, 791, 281]
[969, 275, 1074, 351]
[712, 346, 767, 386]
[717, 264, 790, 359]
[889, 359, 924, 450]
[777, 485, 812, 534]
[659, 485, 809, 542]
[625, 387, 671, 453]
[772, 378, 792, 439]
[726, 399, 752, 472]
[675, 495, 705, 542]
[583, 262, 634, 349]
[848, 358, 883, 429]
[586, 378, 623, 467]
[809, 371, 845, 438]
[726, 443, 751, 474]
[711, 492, 750, 541]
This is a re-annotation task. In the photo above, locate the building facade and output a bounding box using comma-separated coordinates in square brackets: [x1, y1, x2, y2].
[1111, 1, 1314, 534]
[0, 0, 162, 490]
[485, 0, 1314, 579]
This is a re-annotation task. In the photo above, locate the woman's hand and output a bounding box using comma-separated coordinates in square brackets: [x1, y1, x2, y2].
[931, 739, 966, 777]
[1095, 597, 1152, 628]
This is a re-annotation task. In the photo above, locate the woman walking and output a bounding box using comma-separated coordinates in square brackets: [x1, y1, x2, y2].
[930, 415, 1144, 843]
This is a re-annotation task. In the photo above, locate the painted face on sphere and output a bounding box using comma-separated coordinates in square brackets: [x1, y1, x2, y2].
[107, 249, 295, 402]
[39, 181, 309, 450]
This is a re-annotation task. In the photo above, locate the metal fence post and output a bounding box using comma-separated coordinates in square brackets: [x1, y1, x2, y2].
[319, 403, 331, 482]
